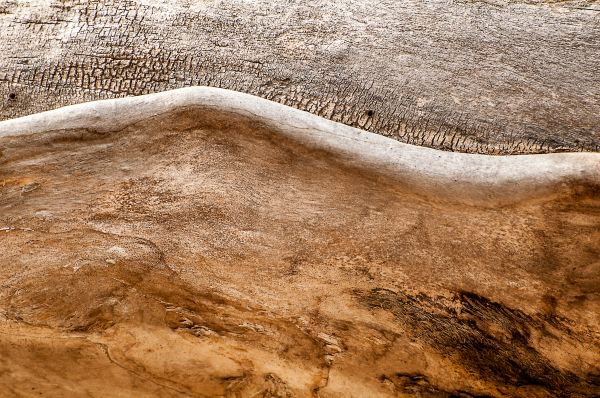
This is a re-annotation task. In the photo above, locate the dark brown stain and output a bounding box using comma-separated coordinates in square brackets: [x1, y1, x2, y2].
[357, 288, 599, 397]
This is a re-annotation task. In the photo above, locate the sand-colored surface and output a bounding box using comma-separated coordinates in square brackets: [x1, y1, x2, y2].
[0, 88, 599, 397]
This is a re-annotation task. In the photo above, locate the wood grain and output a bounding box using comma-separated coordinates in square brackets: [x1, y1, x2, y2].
[0, 89, 598, 397]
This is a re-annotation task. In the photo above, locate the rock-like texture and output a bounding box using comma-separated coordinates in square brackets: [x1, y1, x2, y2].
[1, 0, 600, 154]
[0, 88, 599, 397]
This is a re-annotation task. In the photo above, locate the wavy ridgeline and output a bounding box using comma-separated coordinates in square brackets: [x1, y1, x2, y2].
[0, 87, 599, 397]
[1, 87, 599, 207]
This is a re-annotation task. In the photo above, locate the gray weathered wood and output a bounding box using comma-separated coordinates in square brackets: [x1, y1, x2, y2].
[1, 0, 599, 154]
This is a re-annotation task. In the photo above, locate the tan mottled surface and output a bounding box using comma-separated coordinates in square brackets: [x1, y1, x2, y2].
[0, 90, 599, 397]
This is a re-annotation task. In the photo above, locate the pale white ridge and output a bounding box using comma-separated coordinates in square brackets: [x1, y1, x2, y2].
[0, 86, 598, 206]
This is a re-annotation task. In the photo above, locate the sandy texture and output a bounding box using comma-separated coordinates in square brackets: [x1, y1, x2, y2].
[0, 88, 599, 397]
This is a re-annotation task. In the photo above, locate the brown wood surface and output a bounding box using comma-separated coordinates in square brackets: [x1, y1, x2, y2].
[1, 91, 598, 397]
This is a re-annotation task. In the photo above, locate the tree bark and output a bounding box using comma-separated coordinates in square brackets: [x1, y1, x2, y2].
[1, 0, 599, 154]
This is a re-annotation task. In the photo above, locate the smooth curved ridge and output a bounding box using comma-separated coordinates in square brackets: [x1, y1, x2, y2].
[1, 86, 598, 207]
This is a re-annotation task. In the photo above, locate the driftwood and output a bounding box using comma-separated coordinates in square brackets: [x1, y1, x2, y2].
[1, 0, 599, 154]
[0, 88, 598, 397]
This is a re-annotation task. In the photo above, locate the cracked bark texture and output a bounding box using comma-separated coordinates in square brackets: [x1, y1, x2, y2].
[1, 0, 600, 154]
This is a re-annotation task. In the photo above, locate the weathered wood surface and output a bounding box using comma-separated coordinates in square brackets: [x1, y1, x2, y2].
[0, 88, 599, 397]
[1, 0, 600, 154]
